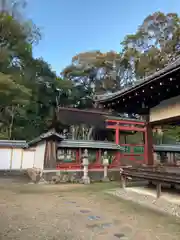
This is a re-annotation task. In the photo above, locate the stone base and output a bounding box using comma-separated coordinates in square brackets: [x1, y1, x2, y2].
[28, 178, 47, 185]
[81, 176, 90, 184]
[102, 176, 110, 182]
[42, 171, 82, 184]
[38, 178, 48, 184]
[27, 168, 43, 183]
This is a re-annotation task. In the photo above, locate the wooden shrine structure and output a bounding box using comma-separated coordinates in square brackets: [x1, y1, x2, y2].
[26, 128, 180, 172]
[23, 58, 180, 182]
[95, 58, 180, 168]
[94, 58, 180, 193]
[54, 107, 150, 168]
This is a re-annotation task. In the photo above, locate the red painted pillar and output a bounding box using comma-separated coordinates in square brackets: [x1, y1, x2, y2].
[93, 149, 102, 167]
[115, 128, 119, 144]
[76, 149, 79, 163]
[98, 149, 101, 163]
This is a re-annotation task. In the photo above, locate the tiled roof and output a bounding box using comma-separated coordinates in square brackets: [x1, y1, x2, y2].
[154, 144, 180, 152]
[27, 129, 64, 147]
[58, 139, 124, 151]
[0, 140, 27, 148]
[95, 57, 180, 103]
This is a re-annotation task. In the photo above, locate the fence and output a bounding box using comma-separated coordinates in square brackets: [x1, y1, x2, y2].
[0, 147, 36, 170]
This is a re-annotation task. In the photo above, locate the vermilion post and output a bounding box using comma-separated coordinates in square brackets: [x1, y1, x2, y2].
[115, 128, 119, 144]
[76, 149, 79, 163]
[98, 149, 101, 163]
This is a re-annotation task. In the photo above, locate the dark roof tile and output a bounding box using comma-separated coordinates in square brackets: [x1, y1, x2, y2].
[0, 140, 27, 148]
[95, 57, 180, 103]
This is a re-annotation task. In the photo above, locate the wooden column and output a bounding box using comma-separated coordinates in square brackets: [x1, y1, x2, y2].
[115, 128, 121, 165]
[44, 142, 48, 169]
[115, 128, 119, 144]
[144, 115, 154, 165]
[98, 149, 101, 163]
[51, 140, 57, 168]
[76, 149, 79, 163]
[78, 148, 81, 164]
[95, 149, 101, 164]
[44, 139, 57, 169]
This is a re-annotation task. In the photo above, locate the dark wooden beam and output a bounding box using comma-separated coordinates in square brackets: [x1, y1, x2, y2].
[98, 69, 180, 114]
[44, 140, 57, 169]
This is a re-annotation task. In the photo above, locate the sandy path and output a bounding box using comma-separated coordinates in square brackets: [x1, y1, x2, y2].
[0, 181, 180, 239]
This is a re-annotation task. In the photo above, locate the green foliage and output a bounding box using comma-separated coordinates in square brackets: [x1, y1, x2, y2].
[121, 12, 180, 80]
[0, 4, 74, 140]
[1, 8, 180, 141]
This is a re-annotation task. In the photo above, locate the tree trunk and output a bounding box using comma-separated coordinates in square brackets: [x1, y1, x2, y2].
[87, 127, 93, 140]
[9, 106, 15, 140]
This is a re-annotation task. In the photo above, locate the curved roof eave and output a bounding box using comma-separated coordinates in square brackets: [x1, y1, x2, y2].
[95, 57, 180, 103]
[27, 130, 64, 148]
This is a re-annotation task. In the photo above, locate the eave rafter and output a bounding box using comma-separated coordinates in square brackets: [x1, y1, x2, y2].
[95, 62, 180, 114]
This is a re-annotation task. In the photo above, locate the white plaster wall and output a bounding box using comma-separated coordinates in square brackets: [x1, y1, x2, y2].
[11, 149, 22, 169]
[0, 149, 11, 169]
[150, 95, 180, 122]
[0, 143, 45, 170]
[33, 141, 46, 169]
[0, 148, 36, 170]
[22, 150, 35, 169]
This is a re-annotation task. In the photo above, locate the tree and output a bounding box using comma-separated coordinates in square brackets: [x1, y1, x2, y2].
[1, 9, 180, 142]
[62, 50, 123, 100]
[0, 4, 46, 139]
[0, 0, 27, 18]
[0, 1, 76, 140]
[0, 10, 34, 139]
[119, 12, 180, 142]
[121, 12, 180, 80]
[62, 11, 180, 142]
[12, 57, 74, 140]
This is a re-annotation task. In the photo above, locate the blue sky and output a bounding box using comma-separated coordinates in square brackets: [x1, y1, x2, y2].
[26, 0, 180, 74]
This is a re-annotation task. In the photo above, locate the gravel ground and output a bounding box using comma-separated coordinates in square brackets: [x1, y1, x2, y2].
[0, 179, 180, 239]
